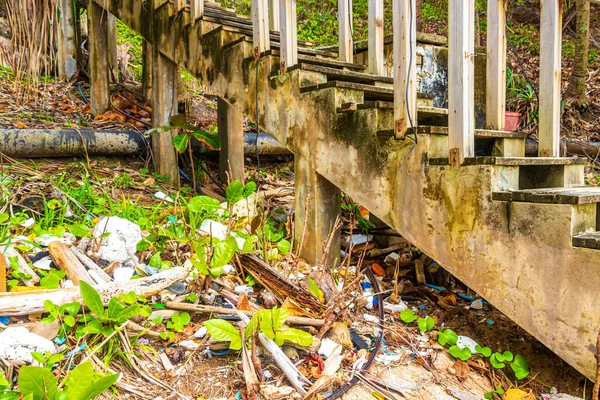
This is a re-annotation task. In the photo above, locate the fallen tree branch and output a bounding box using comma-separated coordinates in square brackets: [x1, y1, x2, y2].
[0, 266, 190, 316]
[164, 301, 325, 327]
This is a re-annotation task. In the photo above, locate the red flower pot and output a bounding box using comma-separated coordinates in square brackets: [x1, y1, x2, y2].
[505, 111, 521, 132]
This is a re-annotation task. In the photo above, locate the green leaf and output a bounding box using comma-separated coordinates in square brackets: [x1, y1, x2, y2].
[78, 372, 120, 400]
[204, 319, 242, 350]
[502, 351, 514, 362]
[120, 291, 137, 305]
[400, 309, 418, 324]
[63, 360, 94, 400]
[490, 353, 506, 369]
[169, 114, 187, 126]
[226, 180, 244, 204]
[79, 281, 106, 319]
[271, 307, 289, 331]
[417, 316, 434, 332]
[114, 304, 140, 323]
[277, 239, 291, 256]
[188, 196, 221, 213]
[61, 302, 80, 316]
[106, 297, 126, 320]
[0, 392, 22, 400]
[192, 130, 221, 150]
[66, 224, 91, 238]
[30, 352, 45, 365]
[307, 277, 324, 303]
[475, 345, 492, 357]
[243, 182, 256, 198]
[210, 237, 238, 271]
[172, 134, 190, 153]
[64, 315, 76, 327]
[437, 329, 458, 346]
[448, 345, 472, 361]
[275, 328, 313, 347]
[18, 366, 58, 400]
[148, 253, 162, 269]
[510, 354, 530, 380]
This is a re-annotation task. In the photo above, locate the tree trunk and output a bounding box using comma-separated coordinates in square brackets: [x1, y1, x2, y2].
[565, 0, 590, 107]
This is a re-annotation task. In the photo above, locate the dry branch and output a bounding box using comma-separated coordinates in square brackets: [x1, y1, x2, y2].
[49, 241, 95, 285]
[3, 246, 39, 286]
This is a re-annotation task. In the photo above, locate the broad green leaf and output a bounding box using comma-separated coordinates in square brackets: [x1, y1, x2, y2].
[61, 302, 80, 316]
[271, 307, 289, 331]
[64, 360, 94, 400]
[204, 319, 242, 350]
[245, 314, 261, 338]
[510, 354, 530, 380]
[188, 196, 221, 213]
[275, 328, 313, 347]
[148, 253, 162, 269]
[277, 239, 291, 256]
[307, 277, 324, 303]
[172, 134, 190, 153]
[85, 318, 103, 334]
[243, 181, 256, 198]
[190, 258, 209, 275]
[226, 180, 244, 204]
[0, 392, 22, 400]
[449, 345, 472, 361]
[79, 281, 105, 318]
[490, 353, 506, 369]
[66, 224, 91, 238]
[242, 235, 258, 253]
[18, 366, 58, 400]
[64, 315, 76, 327]
[259, 310, 275, 340]
[400, 309, 418, 324]
[30, 352, 45, 365]
[120, 291, 137, 305]
[192, 130, 221, 150]
[210, 237, 238, 271]
[106, 297, 126, 320]
[78, 372, 120, 400]
[179, 312, 191, 326]
[502, 351, 514, 362]
[437, 329, 458, 346]
[475, 345, 492, 357]
[114, 304, 140, 323]
[169, 114, 187, 126]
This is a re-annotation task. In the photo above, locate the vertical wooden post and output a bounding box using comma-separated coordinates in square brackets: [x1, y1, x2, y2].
[87, 0, 110, 116]
[252, 0, 271, 57]
[152, 49, 179, 187]
[58, 0, 77, 80]
[107, 14, 118, 75]
[393, 0, 416, 139]
[448, 0, 475, 166]
[175, 0, 186, 11]
[279, 0, 298, 72]
[338, 0, 353, 63]
[539, 0, 562, 157]
[191, 0, 204, 20]
[486, 0, 506, 131]
[218, 97, 245, 183]
[269, 0, 280, 31]
[142, 40, 153, 104]
[368, 0, 384, 75]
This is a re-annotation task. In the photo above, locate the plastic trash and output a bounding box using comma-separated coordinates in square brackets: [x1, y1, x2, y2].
[0, 327, 56, 363]
[318, 338, 343, 359]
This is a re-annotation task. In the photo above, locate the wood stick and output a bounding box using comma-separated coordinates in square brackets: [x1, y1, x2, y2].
[70, 247, 112, 282]
[3, 247, 39, 286]
[165, 301, 325, 326]
[48, 241, 95, 285]
[0, 266, 190, 316]
[0, 249, 6, 292]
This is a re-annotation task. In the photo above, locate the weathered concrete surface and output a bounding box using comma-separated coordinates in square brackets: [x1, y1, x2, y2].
[95, 0, 600, 379]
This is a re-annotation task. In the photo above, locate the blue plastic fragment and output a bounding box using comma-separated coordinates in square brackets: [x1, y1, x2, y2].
[0, 316, 9, 325]
[235, 392, 242, 399]
[360, 282, 373, 290]
[418, 305, 425, 311]
[485, 319, 495, 325]
[211, 349, 231, 356]
[66, 343, 87, 358]
[54, 336, 66, 345]
[457, 293, 476, 302]
[425, 283, 446, 291]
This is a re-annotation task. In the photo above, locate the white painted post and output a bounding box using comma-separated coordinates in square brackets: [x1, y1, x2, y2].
[279, 0, 298, 72]
[338, 0, 353, 63]
[486, 0, 506, 131]
[448, 0, 475, 166]
[368, 0, 384, 75]
[538, 0, 562, 157]
[393, 0, 416, 139]
[175, 0, 186, 11]
[252, 0, 271, 58]
[191, 0, 204, 20]
[269, 0, 280, 31]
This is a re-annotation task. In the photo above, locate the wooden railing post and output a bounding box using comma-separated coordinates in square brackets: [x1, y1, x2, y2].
[252, 0, 271, 57]
[57, 0, 77, 80]
[87, 0, 110, 116]
[338, 0, 353, 63]
[539, 0, 562, 157]
[107, 14, 118, 73]
[393, 0, 416, 139]
[368, 0, 384, 75]
[448, 0, 475, 166]
[279, 0, 298, 72]
[486, 0, 506, 130]
[269, 0, 280, 31]
[191, 0, 204, 20]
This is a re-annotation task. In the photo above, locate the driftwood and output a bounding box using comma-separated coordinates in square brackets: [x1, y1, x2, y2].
[164, 301, 325, 327]
[0, 250, 6, 292]
[70, 247, 112, 282]
[48, 241, 94, 285]
[3, 247, 39, 286]
[240, 254, 322, 315]
[0, 266, 190, 316]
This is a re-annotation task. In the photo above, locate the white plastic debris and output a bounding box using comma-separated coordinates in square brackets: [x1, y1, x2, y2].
[470, 299, 484, 310]
[154, 191, 174, 203]
[234, 285, 253, 294]
[93, 216, 142, 264]
[363, 314, 380, 324]
[318, 338, 342, 359]
[376, 353, 402, 365]
[113, 267, 135, 282]
[222, 264, 235, 274]
[363, 289, 374, 310]
[20, 218, 35, 228]
[384, 252, 400, 264]
[179, 340, 200, 350]
[33, 257, 53, 271]
[199, 220, 228, 241]
[194, 326, 208, 339]
[383, 301, 408, 313]
[0, 327, 56, 363]
[63, 280, 74, 288]
[456, 336, 479, 353]
[263, 369, 272, 379]
[35, 233, 76, 247]
[345, 234, 372, 246]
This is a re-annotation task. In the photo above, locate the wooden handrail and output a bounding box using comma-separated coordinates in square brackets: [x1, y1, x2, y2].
[486, 0, 506, 131]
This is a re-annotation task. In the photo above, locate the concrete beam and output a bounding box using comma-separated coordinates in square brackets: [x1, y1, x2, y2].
[58, 0, 78, 80]
[218, 97, 245, 183]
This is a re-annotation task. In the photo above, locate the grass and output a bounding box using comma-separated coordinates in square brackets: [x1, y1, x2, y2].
[116, 19, 143, 82]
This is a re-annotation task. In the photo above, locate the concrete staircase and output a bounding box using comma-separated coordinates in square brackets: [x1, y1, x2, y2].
[96, 0, 600, 380]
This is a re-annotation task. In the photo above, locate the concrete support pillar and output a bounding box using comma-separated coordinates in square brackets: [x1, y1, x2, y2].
[294, 155, 341, 266]
[217, 97, 245, 183]
[107, 14, 118, 75]
[142, 40, 153, 104]
[87, 0, 110, 116]
[58, 0, 78, 80]
[151, 50, 179, 187]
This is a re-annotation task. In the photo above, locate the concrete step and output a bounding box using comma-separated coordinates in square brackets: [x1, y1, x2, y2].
[429, 156, 587, 166]
[572, 231, 600, 249]
[493, 186, 600, 205]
